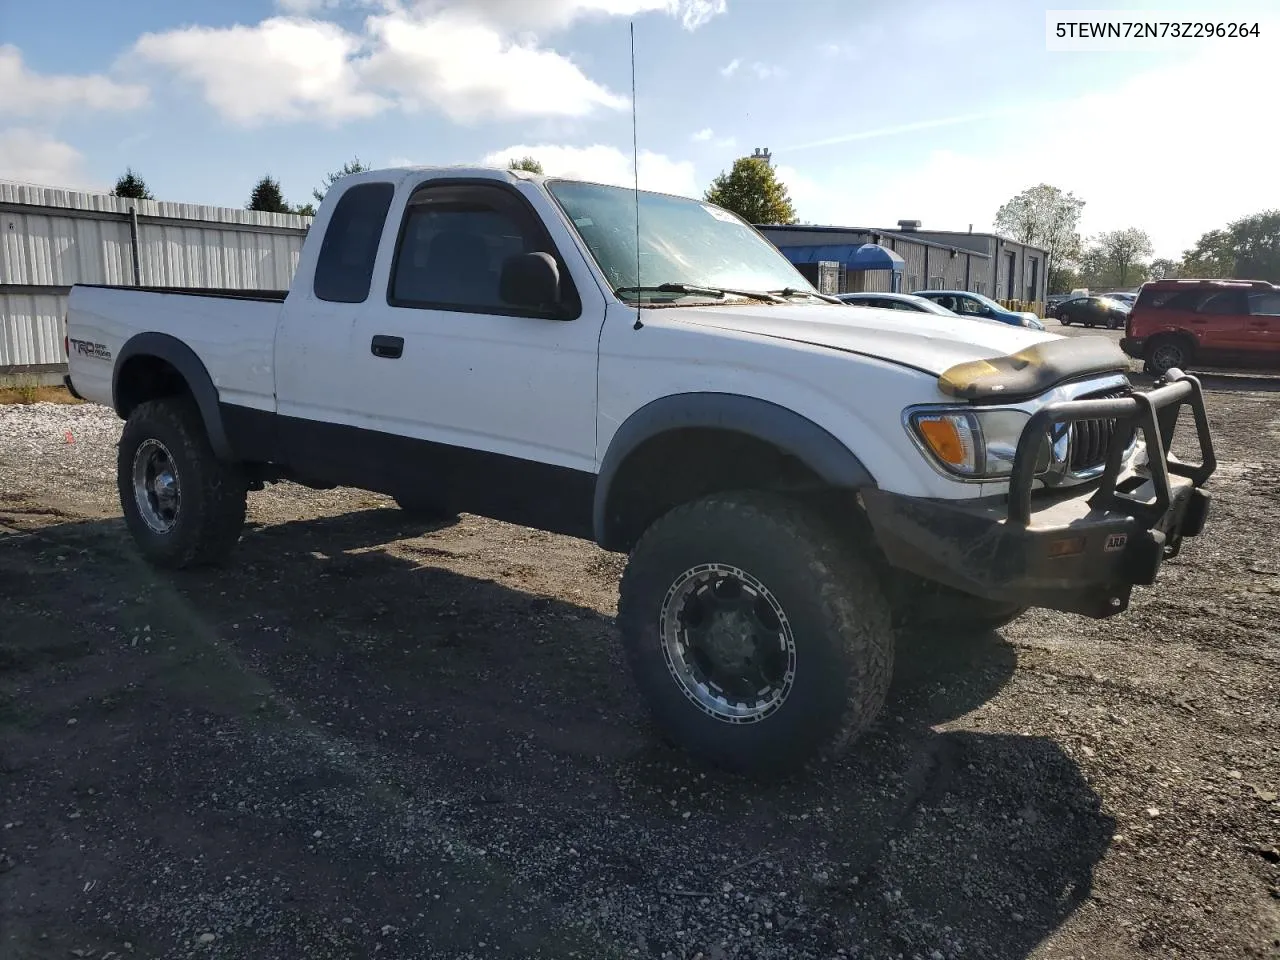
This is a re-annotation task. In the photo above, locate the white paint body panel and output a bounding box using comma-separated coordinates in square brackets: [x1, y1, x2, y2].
[67, 165, 1117, 506]
[66, 287, 280, 412]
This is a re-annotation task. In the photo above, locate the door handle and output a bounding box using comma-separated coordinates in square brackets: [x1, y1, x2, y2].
[1189, 318, 1208, 324]
[371, 335, 404, 359]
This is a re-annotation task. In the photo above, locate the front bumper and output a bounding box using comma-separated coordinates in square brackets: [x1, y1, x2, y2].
[865, 370, 1216, 618]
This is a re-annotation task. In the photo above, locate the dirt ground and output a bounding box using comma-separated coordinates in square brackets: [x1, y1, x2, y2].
[2, 333, 1279, 959]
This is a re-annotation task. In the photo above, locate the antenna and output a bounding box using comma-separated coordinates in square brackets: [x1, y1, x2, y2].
[630, 21, 643, 331]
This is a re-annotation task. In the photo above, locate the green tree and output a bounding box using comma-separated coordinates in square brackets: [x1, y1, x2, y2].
[1081, 227, 1154, 289]
[507, 156, 544, 174]
[1149, 257, 1179, 280]
[293, 202, 317, 217]
[1048, 265, 1081, 294]
[312, 157, 371, 204]
[247, 175, 291, 214]
[112, 168, 154, 200]
[1181, 211, 1280, 282]
[1179, 229, 1233, 278]
[993, 184, 1084, 296]
[704, 155, 797, 225]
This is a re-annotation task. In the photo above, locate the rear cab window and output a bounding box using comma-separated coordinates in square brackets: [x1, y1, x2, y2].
[314, 182, 396, 303]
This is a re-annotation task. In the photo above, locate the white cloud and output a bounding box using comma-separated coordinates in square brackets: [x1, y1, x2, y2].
[274, 0, 343, 12]
[480, 143, 698, 195]
[362, 9, 627, 122]
[0, 45, 148, 117]
[719, 58, 740, 77]
[0, 129, 96, 188]
[134, 18, 387, 126]
[691, 127, 713, 141]
[749, 62, 784, 80]
[774, 34, 1280, 257]
[432, 0, 726, 31]
[133, 9, 629, 126]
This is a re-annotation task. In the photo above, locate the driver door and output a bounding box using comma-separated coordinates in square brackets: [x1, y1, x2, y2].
[343, 178, 607, 534]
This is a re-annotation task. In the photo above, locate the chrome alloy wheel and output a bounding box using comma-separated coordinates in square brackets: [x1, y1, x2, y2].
[132, 438, 181, 534]
[659, 563, 797, 724]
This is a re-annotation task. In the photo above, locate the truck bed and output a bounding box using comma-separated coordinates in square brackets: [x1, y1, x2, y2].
[66, 284, 285, 414]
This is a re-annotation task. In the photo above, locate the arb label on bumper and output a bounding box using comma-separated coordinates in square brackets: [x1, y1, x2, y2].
[1105, 533, 1128, 552]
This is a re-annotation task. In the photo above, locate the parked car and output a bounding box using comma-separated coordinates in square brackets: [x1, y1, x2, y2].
[1102, 292, 1137, 305]
[837, 292, 963, 316]
[1122, 278, 1280, 375]
[64, 166, 1216, 776]
[1054, 295, 1130, 329]
[912, 290, 1046, 330]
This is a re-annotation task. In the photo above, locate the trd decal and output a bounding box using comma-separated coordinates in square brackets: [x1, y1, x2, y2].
[68, 338, 112, 361]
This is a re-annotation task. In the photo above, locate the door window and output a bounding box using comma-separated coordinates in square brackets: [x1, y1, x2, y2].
[954, 296, 987, 316]
[1248, 292, 1280, 315]
[389, 181, 579, 317]
[1197, 291, 1246, 315]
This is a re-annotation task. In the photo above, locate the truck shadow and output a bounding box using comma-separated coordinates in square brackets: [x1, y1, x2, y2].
[3, 508, 1113, 960]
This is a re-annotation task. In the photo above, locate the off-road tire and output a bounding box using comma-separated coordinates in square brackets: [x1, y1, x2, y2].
[117, 398, 246, 569]
[617, 491, 895, 777]
[1144, 335, 1194, 377]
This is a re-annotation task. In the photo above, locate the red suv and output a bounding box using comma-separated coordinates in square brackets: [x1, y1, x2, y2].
[1122, 278, 1280, 375]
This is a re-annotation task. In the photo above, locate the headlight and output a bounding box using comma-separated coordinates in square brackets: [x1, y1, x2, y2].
[907, 407, 1058, 479]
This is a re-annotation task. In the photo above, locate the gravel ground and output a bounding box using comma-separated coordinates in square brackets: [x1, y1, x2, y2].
[2, 345, 1279, 960]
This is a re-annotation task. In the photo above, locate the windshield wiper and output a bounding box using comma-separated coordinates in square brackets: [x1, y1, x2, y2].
[769, 287, 843, 304]
[614, 283, 785, 304]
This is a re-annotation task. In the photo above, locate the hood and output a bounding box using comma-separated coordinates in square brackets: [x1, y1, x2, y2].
[669, 302, 1058, 376]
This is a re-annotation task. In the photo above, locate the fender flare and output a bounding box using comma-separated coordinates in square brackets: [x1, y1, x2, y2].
[593, 392, 876, 548]
[112, 332, 233, 460]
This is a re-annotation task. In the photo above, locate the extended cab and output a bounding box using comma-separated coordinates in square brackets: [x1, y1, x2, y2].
[1123, 277, 1280, 375]
[65, 167, 1216, 776]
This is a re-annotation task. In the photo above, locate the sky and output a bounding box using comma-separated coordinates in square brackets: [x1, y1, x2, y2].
[1, 0, 1278, 258]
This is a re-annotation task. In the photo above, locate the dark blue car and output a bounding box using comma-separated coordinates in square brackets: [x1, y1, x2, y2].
[912, 290, 1046, 330]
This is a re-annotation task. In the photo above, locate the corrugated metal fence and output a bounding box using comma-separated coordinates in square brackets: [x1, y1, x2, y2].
[0, 181, 311, 376]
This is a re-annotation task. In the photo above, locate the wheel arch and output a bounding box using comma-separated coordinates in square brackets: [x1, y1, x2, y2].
[112, 332, 232, 460]
[593, 393, 876, 552]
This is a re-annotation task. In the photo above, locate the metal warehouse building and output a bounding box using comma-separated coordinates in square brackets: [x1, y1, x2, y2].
[0, 181, 311, 382]
[758, 221, 1048, 307]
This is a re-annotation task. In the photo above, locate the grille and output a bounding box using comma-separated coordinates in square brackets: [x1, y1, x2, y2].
[1068, 388, 1132, 474]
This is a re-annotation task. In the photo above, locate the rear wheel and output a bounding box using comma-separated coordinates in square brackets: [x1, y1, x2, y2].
[618, 492, 895, 777]
[117, 398, 247, 569]
[1145, 335, 1193, 376]
[1058, 312, 1072, 326]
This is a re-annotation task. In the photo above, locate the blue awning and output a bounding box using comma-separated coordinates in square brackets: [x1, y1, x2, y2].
[777, 242, 905, 271]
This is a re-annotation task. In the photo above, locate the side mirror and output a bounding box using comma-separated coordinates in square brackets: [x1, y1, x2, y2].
[500, 252, 561, 311]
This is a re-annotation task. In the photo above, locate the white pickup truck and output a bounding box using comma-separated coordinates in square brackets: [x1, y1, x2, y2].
[64, 166, 1216, 775]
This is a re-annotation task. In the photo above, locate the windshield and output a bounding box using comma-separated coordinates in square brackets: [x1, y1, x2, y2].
[546, 180, 817, 301]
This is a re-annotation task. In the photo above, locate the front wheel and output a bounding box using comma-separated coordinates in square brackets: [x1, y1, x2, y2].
[617, 492, 894, 777]
[117, 398, 247, 569]
[1058, 313, 1072, 326]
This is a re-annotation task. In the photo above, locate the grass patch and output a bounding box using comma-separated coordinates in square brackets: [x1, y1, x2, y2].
[0, 382, 83, 405]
